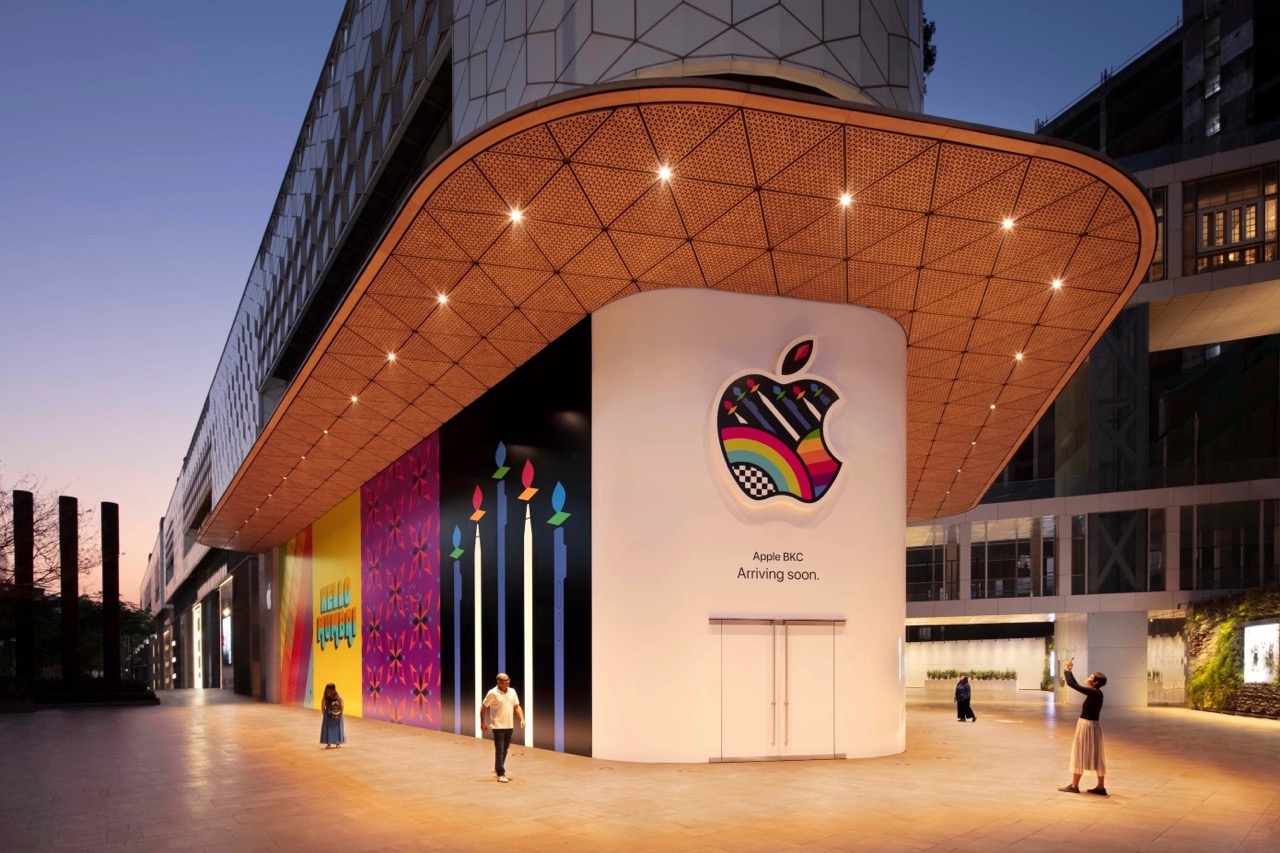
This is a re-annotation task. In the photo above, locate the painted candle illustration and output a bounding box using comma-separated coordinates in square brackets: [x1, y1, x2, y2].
[493, 443, 509, 672]
[547, 481, 571, 752]
[470, 485, 485, 738]
[449, 525, 464, 734]
[518, 459, 538, 746]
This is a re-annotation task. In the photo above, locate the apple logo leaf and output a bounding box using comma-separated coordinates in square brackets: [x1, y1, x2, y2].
[780, 339, 814, 376]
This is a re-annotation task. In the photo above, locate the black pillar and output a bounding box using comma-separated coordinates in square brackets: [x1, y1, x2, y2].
[13, 490, 35, 682]
[59, 496, 79, 684]
[102, 502, 120, 684]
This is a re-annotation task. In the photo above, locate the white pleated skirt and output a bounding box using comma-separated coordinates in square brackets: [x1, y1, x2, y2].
[1069, 718, 1106, 775]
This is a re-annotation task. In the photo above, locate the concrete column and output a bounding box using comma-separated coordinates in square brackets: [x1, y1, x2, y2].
[1165, 504, 1180, 592]
[1084, 611, 1148, 707]
[102, 502, 120, 684]
[1055, 611, 1147, 708]
[13, 490, 35, 682]
[59, 496, 79, 684]
[959, 520, 972, 600]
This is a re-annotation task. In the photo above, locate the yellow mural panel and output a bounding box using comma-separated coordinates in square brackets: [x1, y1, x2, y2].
[311, 492, 362, 717]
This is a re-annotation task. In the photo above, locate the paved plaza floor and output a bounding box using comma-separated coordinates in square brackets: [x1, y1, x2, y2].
[2, 687, 1278, 851]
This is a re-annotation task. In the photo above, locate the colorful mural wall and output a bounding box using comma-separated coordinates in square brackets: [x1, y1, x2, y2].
[274, 320, 592, 756]
[362, 435, 440, 726]
[440, 319, 593, 756]
[278, 527, 313, 705]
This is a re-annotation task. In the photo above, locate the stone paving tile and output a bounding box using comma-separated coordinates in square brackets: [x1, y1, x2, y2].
[1, 689, 1278, 851]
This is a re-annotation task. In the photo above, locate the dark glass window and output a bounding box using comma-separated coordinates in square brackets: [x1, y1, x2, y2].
[1180, 500, 1262, 591]
[1087, 510, 1147, 594]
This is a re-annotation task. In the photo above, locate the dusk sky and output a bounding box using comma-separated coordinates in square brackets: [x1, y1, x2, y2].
[0, 1, 1180, 604]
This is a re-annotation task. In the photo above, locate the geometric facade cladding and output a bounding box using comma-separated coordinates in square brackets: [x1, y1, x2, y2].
[453, 0, 926, 138]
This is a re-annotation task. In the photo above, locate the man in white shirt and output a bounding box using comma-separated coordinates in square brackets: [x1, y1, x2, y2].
[480, 672, 525, 783]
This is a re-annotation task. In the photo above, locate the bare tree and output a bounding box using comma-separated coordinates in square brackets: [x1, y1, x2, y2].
[0, 466, 102, 592]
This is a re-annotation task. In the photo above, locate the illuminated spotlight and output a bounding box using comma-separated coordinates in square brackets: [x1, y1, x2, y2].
[1002, 217, 1014, 230]
[387, 352, 397, 362]
[1015, 352, 1024, 361]
[350, 395, 359, 403]
[657, 165, 671, 181]
[323, 429, 329, 435]
[510, 208, 523, 223]
[839, 193, 852, 207]
[989, 403, 997, 410]
[1051, 278, 1063, 289]
[300, 455, 306, 460]
[437, 293, 448, 304]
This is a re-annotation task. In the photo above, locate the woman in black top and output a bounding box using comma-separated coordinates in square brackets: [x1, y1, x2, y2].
[1058, 660, 1107, 795]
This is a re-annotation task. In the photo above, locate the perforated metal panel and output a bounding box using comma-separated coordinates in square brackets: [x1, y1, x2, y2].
[201, 86, 1155, 551]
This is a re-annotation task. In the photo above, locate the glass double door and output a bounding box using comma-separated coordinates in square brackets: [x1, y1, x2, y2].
[716, 620, 839, 761]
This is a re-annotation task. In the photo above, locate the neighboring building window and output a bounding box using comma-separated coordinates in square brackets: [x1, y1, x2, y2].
[1183, 165, 1280, 273]
[1203, 10, 1221, 136]
[1149, 507, 1165, 591]
[968, 517, 1056, 599]
[1071, 514, 1086, 595]
[1180, 500, 1264, 590]
[1265, 499, 1280, 589]
[906, 523, 958, 601]
[1087, 510, 1149, 594]
[1148, 186, 1166, 281]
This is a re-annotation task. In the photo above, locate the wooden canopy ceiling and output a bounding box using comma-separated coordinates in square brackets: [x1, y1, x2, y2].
[201, 83, 1154, 551]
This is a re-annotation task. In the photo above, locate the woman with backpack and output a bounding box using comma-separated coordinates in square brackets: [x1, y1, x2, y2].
[320, 682, 346, 748]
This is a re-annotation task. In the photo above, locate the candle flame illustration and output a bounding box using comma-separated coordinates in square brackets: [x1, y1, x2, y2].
[519, 459, 538, 500]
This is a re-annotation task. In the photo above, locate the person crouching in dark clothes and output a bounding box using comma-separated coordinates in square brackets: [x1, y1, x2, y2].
[954, 676, 976, 721]
[1058, 659, 1107, 795]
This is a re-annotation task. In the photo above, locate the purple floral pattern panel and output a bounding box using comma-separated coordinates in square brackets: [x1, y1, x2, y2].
[361, 432, 440, 728]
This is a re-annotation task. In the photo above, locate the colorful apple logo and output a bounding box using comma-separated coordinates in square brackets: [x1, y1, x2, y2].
[716, 338, 842, 503]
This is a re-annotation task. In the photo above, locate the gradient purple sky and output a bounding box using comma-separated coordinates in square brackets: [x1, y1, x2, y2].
[0, 1, 1180, 604]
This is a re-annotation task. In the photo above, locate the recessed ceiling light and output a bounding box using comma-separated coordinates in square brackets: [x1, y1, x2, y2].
[839, 193, 852, 207]
[510, 208, 523, 223]
[1002, 217, 1014, 230]
[387, 352, 396, 361]
[437, 293, 448, 304]
[1051, 278, 1063, 289]
[1015, 352, 1024, 361]
[657, 165, 671, 181]
[350, 395, 359, 403]
[989, 403, 997, 410]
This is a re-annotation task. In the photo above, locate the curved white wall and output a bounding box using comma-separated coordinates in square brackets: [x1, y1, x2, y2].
[591, 289, 906, 762]
[452, 0, 925, 138]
